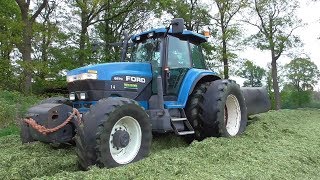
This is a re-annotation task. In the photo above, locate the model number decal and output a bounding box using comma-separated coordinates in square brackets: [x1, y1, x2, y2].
[113, 76, 123, 81]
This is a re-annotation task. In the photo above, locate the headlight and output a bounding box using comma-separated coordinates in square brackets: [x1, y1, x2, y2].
[67, 71, 98, 82]
[69, 93, 76, 101]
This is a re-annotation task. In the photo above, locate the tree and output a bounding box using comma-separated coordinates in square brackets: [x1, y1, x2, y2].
[245, 0, 303, 110]
[96, 0, 151, 62]
[73, 0, 107, 66]
[285, 58, 320, 91]
[0, 0, 22, 90]
[237, 60, 266, 87]
[213, 0, 247, 79]
[15, 0, 48, 94]
[158, 0, 211, 32]
[32, 1, 70, 93]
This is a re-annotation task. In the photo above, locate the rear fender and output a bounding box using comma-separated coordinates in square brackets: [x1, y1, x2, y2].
[165, 69, 220, 109]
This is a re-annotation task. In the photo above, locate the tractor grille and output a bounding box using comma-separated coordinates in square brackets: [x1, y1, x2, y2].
[67, 80, 106, 91]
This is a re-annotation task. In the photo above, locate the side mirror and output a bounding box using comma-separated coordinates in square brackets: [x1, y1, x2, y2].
[171, 18, 184, 34]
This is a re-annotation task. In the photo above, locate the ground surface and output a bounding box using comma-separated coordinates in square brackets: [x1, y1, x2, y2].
[0, 109, 319, 179]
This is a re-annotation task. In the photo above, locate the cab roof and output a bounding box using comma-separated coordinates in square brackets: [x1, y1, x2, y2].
[131, 27, 208, 44]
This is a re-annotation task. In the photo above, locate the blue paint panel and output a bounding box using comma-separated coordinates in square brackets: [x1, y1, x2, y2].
[132, 28, 207, 43]
[67, 62, 152, 80]
[165, 68, 217, 109]
[137, 101, 149, 110]
[73, 101, 97, 113]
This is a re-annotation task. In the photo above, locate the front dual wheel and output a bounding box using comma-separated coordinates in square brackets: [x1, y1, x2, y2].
[75, 97, 152, 170]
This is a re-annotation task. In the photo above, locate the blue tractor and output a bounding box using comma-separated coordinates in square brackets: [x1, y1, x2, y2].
[20, 19, 270, 170]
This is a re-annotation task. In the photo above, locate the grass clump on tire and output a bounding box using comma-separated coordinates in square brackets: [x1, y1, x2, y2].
[75, 97, 152, 170]
[186, 79, 247, 141]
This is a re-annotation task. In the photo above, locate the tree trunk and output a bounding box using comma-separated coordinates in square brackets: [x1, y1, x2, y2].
[222, 29, 228, 79]
[271, 54, 281, 110]
[219, 8, 228, 79]
[79, 6, 88, 67]
[79, 27, 87, 66]
[21, 19, 33, 94]
[250, 70, 254, 87]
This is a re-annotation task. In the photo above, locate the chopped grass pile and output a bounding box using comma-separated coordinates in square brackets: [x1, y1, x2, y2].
[0, 109, 319, 179]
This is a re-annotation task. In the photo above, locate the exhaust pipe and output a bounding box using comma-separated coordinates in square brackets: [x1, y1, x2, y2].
[241, 87, 271, 116]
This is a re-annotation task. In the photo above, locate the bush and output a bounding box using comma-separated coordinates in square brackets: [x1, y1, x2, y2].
[0, 90, 40, 129]
[281, 90, 312, 109]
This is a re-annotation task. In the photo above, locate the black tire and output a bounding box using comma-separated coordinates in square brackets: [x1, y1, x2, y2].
[20, 121, 34, 143]
[185, 82, 211, 142]
[75, 97, 152, 170]
[202, 80, 247, 137]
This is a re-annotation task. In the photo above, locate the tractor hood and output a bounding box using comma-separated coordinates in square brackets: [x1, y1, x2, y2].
[67, 62, 152, 81]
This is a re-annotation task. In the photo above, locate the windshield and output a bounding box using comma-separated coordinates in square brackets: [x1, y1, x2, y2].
[130, 38, 161, 65]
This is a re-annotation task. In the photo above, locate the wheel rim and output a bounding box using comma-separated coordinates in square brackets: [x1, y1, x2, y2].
[109, 116, 142, 164]
[224, 94, 241, 136]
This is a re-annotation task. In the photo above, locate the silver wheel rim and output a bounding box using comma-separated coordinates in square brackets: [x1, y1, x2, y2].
[224, 94, 241, 136]
[109, 116, 142, 164]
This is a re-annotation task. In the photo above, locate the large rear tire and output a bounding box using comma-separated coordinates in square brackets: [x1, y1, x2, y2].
[75, 97, 152, 170]
[185, 82, 211, 142]
[202, 80, 247, 137]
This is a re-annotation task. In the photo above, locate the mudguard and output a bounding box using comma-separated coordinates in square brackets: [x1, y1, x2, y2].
[165, 68, 219, 109]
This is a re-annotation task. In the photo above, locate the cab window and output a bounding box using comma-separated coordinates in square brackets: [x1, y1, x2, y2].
[190, 43, 206, 69]
[167, 36, 191, 68]
[166, 36, 191, 95]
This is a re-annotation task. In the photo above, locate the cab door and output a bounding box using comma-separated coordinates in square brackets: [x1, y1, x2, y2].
[165, 36, 192, 96]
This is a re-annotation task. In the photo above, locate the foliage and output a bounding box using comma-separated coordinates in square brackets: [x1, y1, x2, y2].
[284, 58, 320, 91]
[237, 60, 266, 87]
[93, 0, 152, 62]
[281, 85, 312, 109]
[0, 91, 40, 129]
[158, 0, 211, 32]
[0, 0, 22, 91]
[0, 110, 320, 179]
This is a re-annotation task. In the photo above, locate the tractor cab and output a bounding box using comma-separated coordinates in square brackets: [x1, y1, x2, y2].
[129, 27, 210, 97]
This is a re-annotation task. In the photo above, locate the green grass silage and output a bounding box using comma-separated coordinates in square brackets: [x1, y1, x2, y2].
[0, 109, 319, 179]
